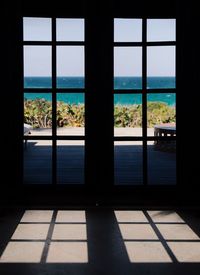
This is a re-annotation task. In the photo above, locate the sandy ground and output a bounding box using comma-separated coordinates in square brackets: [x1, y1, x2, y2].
[30, 127, 154, 136]
[29, 127, 155, 145]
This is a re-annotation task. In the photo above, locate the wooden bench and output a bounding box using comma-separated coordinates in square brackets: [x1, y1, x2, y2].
[154, 123, 176, 152]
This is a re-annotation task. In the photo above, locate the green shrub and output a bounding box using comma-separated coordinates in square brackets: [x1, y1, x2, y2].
[114, 104, 142, 127]
[24, 98, 52, 128]
[147, 102, 175, 127]
[57, 101, 84, 127]
[24, 98, 175, 128]
[24, 98, 84, 128]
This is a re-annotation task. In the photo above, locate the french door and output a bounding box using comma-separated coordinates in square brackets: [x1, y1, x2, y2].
[23, 17, 85, 185]
[113, 18, 176, 186]
[23, 16, 177, 187]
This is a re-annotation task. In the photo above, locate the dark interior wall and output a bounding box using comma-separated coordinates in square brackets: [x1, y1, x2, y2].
[178, 2, 200, 191]
[1, 1, 22, 190]
[1, 0, 199, 205]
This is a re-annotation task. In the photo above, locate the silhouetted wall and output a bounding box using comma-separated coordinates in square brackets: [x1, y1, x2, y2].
[1, 0, 199, 205]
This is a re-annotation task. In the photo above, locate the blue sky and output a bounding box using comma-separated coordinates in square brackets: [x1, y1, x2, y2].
[23, 18, 176, 77]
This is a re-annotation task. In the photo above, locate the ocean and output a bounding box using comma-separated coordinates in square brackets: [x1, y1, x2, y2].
[24, 77, 176, 106]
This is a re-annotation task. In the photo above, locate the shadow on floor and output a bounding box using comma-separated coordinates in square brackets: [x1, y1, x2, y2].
[0, 208, 200, 275]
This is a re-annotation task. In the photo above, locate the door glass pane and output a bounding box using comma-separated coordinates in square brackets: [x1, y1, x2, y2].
[57, 93, 84, 136]
[147, 46, 176, 89]
[23, 17, 52, 41]
[114, 19, 142, 42]
[115, 141, 143, 185]
[24, 93, 52, 136]
[147, 19, 176, 42]
[114, 47, 142, 89]
[24, 140, 52, 184]
[114, 94, 142, 137]
[57, 46, 85, 88]
[147, 140, 176, 185]
[57, 140, 84, 184]
[56, 18, 84, 41]
[24, 46, 52, 88]
[147, 93, 176, 136]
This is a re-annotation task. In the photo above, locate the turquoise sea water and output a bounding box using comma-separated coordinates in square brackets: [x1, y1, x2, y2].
[24, 77, 176, 106]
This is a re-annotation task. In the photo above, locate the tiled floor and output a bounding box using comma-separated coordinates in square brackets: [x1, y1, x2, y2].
[118, 224, 159, 239]
[47, 242, 88, 263]
[167, 242, 200, 262]
[0, 242, 45, 263]
[52, 224, 87, 240]
[24, 140, 176, 185]
[124, 241, 172, 262]
[20, 210, 53, 222]
[115, 210, 148, 222]
[147, 210, 185, 223]
[55, 210, 86, 223]
[11, 224, 50, 240]
[0, 208, 200, 275]
[155, 224, 199, 240]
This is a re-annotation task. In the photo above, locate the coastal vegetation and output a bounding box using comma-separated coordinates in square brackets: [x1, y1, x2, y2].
[24, 98, 175, 128]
